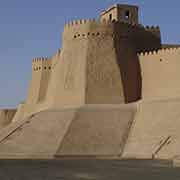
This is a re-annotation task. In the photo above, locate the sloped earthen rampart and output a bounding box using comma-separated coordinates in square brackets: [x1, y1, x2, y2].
[123, 98, 180, 160]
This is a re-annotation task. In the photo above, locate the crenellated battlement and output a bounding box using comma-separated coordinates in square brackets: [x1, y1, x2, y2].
[144, 25, 161, 38]
[138, 47, 180, 57]
[64, 18, 141, 28]
[64, 18, 160, 34]
[53, 49, 61, 58]
[32, 57, 52, 72]
[145, 25, 160, 31]
[32, 57, 50, 62]
[64, 19, 100, 28]
[64, 18, 145, 29]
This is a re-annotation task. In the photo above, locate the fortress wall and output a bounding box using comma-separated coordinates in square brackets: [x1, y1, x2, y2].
[46, 20, 162, 106]
[51, 49, 61, 67]
[38, 59, 52, 102]
[21, 58, 52, 120]
[113, 22, 142, 103]
[26, 58, 52, 105]
[133, 25, 161, 53]
[144, 26, 161, 39]
[123, 98, 180, 160]
[85, 21, 125, 104]
[139, 48, 180, 100]
[26, 59, 42, 104]
[12, 103, 25, 122]
[46, 19, 125, 106]
[94, 22, 161, 103]
[46, 20, 91, 107]
[0, 109, 17, 129]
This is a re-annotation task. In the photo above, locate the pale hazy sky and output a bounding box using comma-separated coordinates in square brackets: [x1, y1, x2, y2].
[0, 0, 180, 108]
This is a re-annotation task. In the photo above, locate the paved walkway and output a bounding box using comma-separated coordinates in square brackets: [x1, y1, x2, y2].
[0, 159, 179, 180]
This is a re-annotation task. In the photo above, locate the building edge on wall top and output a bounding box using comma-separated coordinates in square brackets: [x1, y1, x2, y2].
[64, 18, 159, 31]
[145, 25, 160, 30]
[32, 57, 51, 62]
[138, 47, 180, 57]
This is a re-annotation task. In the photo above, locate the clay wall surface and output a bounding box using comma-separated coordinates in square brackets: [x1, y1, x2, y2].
[46, 20, 90, 107]
[57, 104, 136, 156]
[112, 22, 161, 103]
[0, 109, 16, 129]
[46, 19, 126, 107]
[35, 20, 162, 107]
[132, 25, 161, 53]
[139, 48, 180, 100]
[0, 104, 136, 159]
[22, 51, 61, 118]
[12, 103, 25, 122]
[123, 98, 180, 160]
[113, 22, 141, 103]
[26, 58, 52, 105]
[85, 20, 125, 104]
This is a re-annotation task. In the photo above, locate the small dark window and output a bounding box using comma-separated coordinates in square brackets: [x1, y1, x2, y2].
[49, 66, 51, 70]
[39, 67, 41, 70]
[160, 59, 163, 62]
[74, 35, 77, 38]
[88, 32, 90, 36]
[109, 14, 112, 21]
[82, 34, 85, 37]
[44, 67, 46, 70]
[92, 33, 95, 36]
[97, 32, 100, 36]
[78, 34, 80, 37]
[125, 11, 130, 19]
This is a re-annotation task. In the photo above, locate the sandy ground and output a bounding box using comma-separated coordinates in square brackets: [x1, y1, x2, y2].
[0, 159, 180, 180]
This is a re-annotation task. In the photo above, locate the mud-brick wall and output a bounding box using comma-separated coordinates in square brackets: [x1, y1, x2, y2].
[112, 22, 161, 103]
[113, 22, 141, 103]
[85, 21, 125, 104]
[47, 19, 125, 107]
[26, 58, 52, 105]
[139, 48, 180, 100]
[0, 109, 17, 129]
[46, 20, 90, 107]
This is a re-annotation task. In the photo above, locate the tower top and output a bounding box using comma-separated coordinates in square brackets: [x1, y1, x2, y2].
[100, 4, 139, 24]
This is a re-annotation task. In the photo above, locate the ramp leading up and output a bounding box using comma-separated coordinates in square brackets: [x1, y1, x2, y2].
[0, 104, 136, 159]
